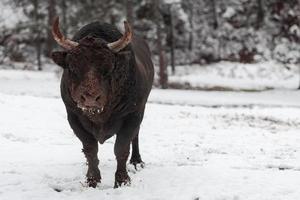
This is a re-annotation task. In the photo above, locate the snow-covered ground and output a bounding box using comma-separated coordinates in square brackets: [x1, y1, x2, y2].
[168, 61, 300, 91]
[1, 69, 300, 200]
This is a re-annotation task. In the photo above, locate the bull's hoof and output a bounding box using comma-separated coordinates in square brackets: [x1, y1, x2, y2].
[86, 168, 101, 188]
[130, 160, 145, 171]
[130, 157, 145, 171]
[87, 176, 101, 188]
[114, 171, 131, 188]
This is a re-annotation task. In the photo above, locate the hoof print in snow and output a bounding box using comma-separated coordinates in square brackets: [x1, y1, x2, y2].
[266, 164, 294, 171]
[114, 171, 131, 188]
[278, 166, 292, 171]
[50, 186, 63, 192]
[53, 188, 62, 192]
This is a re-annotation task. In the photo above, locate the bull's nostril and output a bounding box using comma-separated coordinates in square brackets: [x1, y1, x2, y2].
[80, 95, 86, 102]
[95, 95, 101, 102]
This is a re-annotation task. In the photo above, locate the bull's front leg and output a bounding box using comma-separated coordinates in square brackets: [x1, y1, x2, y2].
[82, 139, 101, 188]
[67, 112, 101, 188]
[114, 132, 132, 188]
[114, 115, 141, 188]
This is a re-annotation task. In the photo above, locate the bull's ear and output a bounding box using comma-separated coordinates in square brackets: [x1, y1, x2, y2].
[51, 51, 68, 68]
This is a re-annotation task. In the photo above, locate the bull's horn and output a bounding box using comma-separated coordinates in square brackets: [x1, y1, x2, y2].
[107, 21, 132, 52]
[52, 16, 78, 50]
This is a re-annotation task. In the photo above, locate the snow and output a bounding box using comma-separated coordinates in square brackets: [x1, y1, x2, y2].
[223, 7, 236, 19]
[0, 69, 60, 97]
[1, 69, 300, 107]
[1, 69, 300, 200]
[164, 0, 181, 4]
[168, 61, 299, 91]
[289, 24, 300, 37]
[0, 1, 26, 28]
[150, 89, 300, 108]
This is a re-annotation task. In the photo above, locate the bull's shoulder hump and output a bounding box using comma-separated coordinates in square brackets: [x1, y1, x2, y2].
[72, 22, 123, 42]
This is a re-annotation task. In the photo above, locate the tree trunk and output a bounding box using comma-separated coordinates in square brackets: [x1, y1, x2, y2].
[211, 0, 221, 61]
[188, 1, 194, 52]
[211, 0, 218, 29]
[46, 0, 56, 57]
[298, 67, 300, 89]
[33, 0, 42, 70]
[154, 0, 168, 89]
[256, 0, 264, 29]
[298, 0, 300, 89]
[61, 0, 67, 34]
[169, 5, 175, 75]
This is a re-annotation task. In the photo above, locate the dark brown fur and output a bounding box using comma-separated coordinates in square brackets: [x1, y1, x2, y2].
[52, 22, 154, 188]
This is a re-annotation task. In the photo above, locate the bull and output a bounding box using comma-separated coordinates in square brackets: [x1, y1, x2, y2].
[51, 17, 154, 188]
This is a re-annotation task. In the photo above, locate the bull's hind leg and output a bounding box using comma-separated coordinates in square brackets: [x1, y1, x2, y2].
[130, 130, 145, 170]
[114, 135, 131, 188]
[67, 113, 101, 188]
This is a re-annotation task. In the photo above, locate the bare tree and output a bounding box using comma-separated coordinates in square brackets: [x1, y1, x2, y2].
[33, 0, 42, 70]
[168, 4, 175, 75]
[211, 0, 218, 29]
[60, 0, 67, 34]
[187, 1, 194, 52]
[256, 0, 264, 29]
[154, 0, 168, 88]
[182, 0, 195, 64]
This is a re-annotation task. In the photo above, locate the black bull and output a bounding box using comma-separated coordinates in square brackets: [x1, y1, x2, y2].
[51, 17, 154, 188]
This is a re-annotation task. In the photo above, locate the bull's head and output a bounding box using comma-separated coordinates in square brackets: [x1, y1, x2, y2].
[51, 17, 132, 119]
